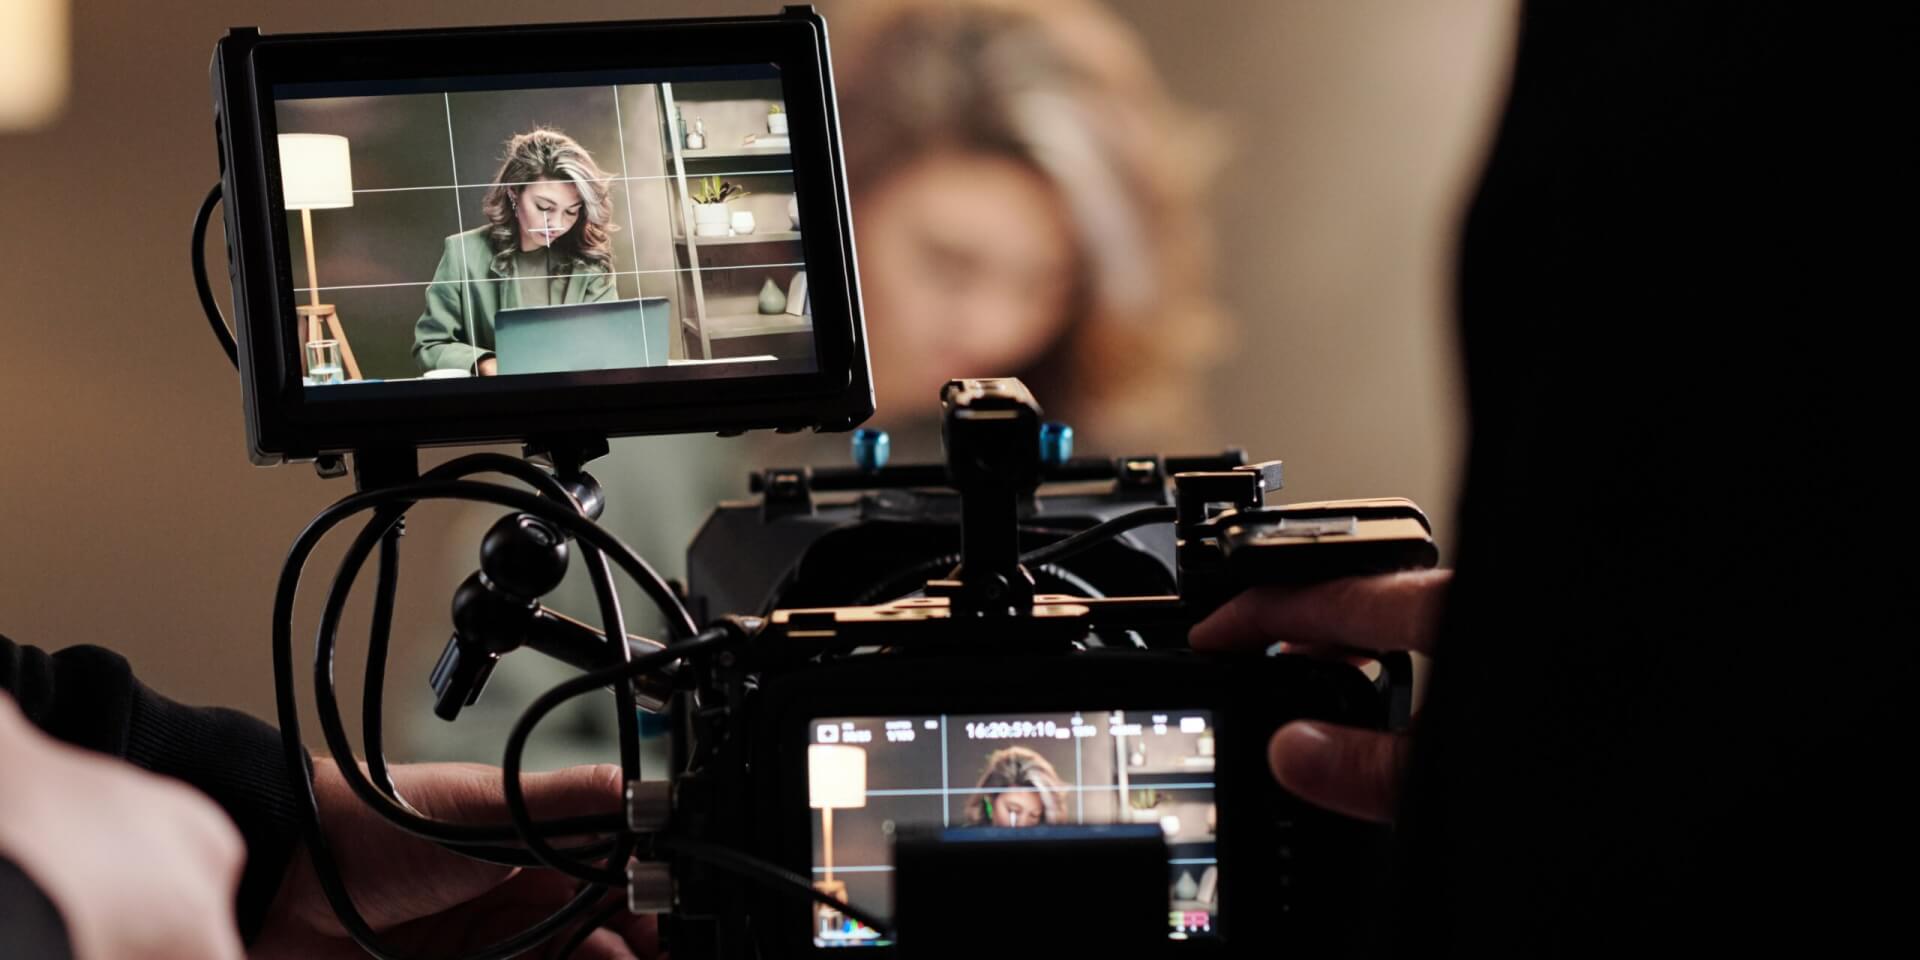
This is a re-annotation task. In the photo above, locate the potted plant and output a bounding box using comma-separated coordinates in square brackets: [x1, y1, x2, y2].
[767, 102, 788, 137]
[690, 176, 748, 237]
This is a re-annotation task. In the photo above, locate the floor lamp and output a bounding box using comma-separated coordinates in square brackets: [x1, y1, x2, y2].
[279, 133, 362, 381]
[809, 743, 868, 937]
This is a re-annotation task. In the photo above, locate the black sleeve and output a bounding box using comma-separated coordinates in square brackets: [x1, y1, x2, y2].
[0, 855, 73, 960]
[0, 634, 304, 944]
[1393, 3, 1905, 955]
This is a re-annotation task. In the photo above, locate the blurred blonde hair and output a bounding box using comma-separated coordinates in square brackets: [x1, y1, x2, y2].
[833, 0, 1229, 447]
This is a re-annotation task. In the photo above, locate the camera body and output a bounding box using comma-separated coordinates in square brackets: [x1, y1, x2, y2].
[660, 378, 1435, 958]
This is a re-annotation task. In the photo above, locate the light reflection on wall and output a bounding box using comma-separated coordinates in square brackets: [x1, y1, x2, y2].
[0, 0, 70, 131]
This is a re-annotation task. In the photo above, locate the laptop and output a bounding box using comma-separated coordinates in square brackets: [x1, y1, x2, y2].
[494, 297, 672, 375]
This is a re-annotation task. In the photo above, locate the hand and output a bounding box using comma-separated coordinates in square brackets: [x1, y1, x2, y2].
[478, 356, 499, 376]
[253, 759, 657, 960]
[0, 693, 246, 960]
[1190, 569, 1451, 823]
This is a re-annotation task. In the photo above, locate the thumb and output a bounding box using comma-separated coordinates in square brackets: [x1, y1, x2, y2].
[328, 763, 626, 930]
[1268, 721, 1407, 824]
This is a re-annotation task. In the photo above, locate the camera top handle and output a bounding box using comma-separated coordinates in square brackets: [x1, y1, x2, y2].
[925, 379, 1046, 617]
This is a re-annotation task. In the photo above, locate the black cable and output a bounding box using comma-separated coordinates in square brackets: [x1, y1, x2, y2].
[421, 454, 699, 641]
[273, 475, 692, 958]
[503, 628, 736, 887]
[505, 528, 638, 883]
[312, 507, 615, 840]
[555, 896, 628, 959]
[580, 543, 643, 799]
[309, 454, 676, 852]
[849, 552, 961, 606]
[193, 183, 239, 368]
[315, 507, 619, 868]
[363, 517, 404, 802]
[656, 834, 895, 942]
[1018, 505, 1176, 568]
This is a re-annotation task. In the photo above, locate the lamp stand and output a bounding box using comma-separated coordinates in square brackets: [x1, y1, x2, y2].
[297, 208, 362, 380]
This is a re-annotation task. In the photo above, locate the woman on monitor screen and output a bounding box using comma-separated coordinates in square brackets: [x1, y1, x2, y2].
[963, 746, 1069, 828]
[413, 128, 618, 375]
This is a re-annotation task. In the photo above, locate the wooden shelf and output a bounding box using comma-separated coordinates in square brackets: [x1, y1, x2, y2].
[703, 313, 813, 340]
[681, 145, 791, 160]
[674, 231, 802, 246]
[1126, 759, 1217, 779]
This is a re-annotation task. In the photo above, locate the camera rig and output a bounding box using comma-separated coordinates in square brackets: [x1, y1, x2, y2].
[265, 377, 1435, 960]
[203, 10, 1436, 956]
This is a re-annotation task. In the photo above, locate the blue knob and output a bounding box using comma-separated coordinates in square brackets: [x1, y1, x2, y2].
[851, 428, 891, 472]
[1039, 421, 1074, 468]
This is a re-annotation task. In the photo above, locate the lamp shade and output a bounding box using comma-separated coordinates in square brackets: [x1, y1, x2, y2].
[809, 744, 868, 810]
[279, 134, 355, 210]
[0, 0, 68, 131]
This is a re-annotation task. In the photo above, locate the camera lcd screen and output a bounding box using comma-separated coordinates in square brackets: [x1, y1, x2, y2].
[271, 65, 819, 393]
[807, 710, 1220, 947]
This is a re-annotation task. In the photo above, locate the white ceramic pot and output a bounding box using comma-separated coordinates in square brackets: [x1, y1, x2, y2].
[767, 112, 789, 136]
[693, 202, 730, 237]
[730, 210, 757, 235]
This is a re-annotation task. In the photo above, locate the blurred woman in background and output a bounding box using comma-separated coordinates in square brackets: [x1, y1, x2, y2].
[834, 0, 1227, 452]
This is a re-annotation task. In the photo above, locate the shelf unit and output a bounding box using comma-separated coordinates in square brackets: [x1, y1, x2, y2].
[706, 313, 813, 341]
[679, 145, 792, 161]
[658, 82, 807, 360]
[672, 231, 803, 247]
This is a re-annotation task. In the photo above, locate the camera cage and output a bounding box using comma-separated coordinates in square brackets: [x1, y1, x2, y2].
[211, 5, 872, 466]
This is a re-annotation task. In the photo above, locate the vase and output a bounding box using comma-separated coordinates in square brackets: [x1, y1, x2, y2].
[730, 210, 757, 235]
[693, 202, 730, 238]
[758, 277, 788, 314]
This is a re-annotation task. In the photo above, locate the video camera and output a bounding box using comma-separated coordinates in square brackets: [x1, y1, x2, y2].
[205, 8, 1437, 959]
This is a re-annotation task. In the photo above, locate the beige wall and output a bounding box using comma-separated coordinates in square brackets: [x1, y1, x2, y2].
[0, 1, 1510, 753]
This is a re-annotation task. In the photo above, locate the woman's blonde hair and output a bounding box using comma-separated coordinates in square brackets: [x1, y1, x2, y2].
[480, 128, 617, 276]
[834, 0, 1228, 445]
[964, 746, 1069, 826]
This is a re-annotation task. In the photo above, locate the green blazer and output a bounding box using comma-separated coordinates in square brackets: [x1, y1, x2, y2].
[412, 226, 618, 372]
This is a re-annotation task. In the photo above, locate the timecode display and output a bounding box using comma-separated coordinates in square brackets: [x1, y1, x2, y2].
[964, 720, 1059, 740]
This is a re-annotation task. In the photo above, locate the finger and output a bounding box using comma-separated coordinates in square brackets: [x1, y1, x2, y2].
[1268, 720, 1408, 824]
[601, 908, 661, 958]
[562, 927, 642, 960]
[1190, 569, 1452, 654]
[389, 763, 626, 825]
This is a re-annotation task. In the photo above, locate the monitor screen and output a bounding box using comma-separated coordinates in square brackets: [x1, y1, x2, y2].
[806, 709, 1220, 947]
[271, 65, 818, 393]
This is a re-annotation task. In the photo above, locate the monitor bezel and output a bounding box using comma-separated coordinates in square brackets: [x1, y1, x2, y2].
[212, 10, 870, 464]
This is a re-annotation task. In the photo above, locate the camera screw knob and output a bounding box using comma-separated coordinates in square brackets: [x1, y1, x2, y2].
[479, 514, 570, 600]
[627, 860, 674, 915]
[851, 428, 891, 472]
[626, 780, 673, 833]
